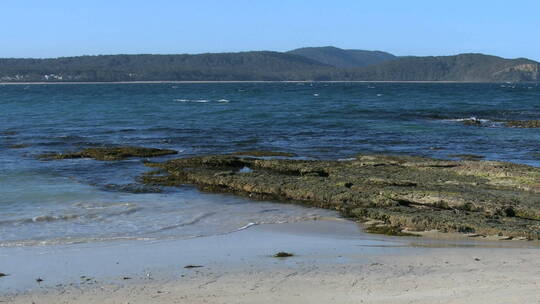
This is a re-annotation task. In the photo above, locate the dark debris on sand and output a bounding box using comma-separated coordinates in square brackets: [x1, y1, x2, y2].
[273, 252, 294, 258]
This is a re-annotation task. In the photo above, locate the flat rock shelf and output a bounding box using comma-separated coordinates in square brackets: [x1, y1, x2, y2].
[142, 153, 540, 239]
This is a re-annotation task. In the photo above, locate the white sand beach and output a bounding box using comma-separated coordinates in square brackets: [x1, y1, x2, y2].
[2, 220, 539, 304]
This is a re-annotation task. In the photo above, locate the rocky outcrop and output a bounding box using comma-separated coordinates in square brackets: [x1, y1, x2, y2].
[143, 154, 540, 239]
[493, 63, 539, 82]
[41, 146, 177, 161]
[504, 120, 540, 128]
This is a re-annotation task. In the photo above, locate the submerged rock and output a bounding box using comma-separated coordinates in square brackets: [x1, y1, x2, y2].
[504, 120, 540, 128]
[230, 150, 297, 157]
[143, 153, 540, 239]
[8, 144, 30, 149]
[40, 146, 177, 161]
[102, 183, 163, 194]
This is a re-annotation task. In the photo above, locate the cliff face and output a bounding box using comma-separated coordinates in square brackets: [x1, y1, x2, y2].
[492, 63, 539, 82]
[346, 54, 540, 82]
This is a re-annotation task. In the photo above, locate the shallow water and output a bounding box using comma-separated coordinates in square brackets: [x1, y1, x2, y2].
[1, 82, 539, 246]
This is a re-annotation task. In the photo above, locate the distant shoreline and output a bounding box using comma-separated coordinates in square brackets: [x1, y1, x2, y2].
[0, 80, 525, 85]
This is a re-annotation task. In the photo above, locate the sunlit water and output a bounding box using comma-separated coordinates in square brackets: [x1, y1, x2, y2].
[1, 82, 539, 246]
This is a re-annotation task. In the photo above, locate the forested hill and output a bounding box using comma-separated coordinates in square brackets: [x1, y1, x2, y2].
[288, 46, 396, 68]
[346, 53, 540, 82]
[0, 48, 538, 82]
[0, 52, 334, 82]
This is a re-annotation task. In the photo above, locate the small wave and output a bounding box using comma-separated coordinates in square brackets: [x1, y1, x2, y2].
[32, 214, 80, 223]
[150, 212, 217, 233]
[0, 214, 83, 226]
[445, 116, 491, 123]
[235, 222, 257, 231]
[174, 98, 230, 103]
[0, 203, 143, 227]
[73, 202, 138, 210]
[174, 98, 209, 103]
[0, 235, 160, 247]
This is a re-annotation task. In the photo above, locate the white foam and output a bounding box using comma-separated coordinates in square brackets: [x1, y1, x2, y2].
[446, 117, 490, 123]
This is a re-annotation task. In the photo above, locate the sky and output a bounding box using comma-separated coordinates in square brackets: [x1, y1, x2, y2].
[1, 0, 539, 60]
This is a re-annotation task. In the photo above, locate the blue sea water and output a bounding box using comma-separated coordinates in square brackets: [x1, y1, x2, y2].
[1, 82, 539, 246]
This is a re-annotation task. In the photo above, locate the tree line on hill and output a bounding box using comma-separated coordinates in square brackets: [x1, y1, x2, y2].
[0, 47, 538, 82]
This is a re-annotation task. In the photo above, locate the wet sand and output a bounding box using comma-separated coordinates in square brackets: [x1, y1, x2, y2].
[2, 219, 540, 303]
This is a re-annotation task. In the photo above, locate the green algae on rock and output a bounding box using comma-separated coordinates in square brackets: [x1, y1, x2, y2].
[504, 120, 540, 128]
[449, 154, 485, 161]
[142, 153, 540, 239]
[40, 146, 177, 161]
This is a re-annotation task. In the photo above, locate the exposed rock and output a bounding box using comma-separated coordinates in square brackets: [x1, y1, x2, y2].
[40, 146, 177, 161]
[504, 120, 540, 128]
[142, 153, 540, 239]
[449, 154, 485, 161]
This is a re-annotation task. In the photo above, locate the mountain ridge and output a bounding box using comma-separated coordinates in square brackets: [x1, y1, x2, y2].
[0, 47, 538, 82]
[287, 46, 397, 68]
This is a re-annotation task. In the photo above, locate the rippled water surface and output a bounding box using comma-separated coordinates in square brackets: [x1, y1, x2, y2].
[1, 82, 539, 246]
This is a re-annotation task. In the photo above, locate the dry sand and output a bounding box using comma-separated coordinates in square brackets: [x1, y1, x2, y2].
[2, 220, 540, 304]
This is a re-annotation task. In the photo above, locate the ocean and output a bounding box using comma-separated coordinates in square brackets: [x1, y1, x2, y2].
[1, 82, 539, 247]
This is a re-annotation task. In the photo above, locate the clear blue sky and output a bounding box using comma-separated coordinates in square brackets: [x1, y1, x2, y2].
[1, 0, 539, 60]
